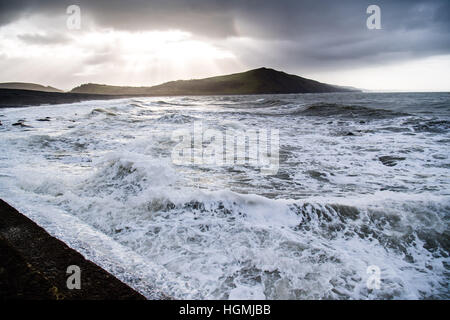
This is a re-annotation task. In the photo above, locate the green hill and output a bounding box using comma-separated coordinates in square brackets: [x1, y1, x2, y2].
[70, 68, 359, 95]
[0, 82, 62, 93]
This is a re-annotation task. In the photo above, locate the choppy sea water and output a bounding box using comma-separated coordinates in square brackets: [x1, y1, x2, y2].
[0, 92, 449, 299]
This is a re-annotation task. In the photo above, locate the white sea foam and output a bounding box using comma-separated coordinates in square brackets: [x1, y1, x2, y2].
[0, 92, 449, 299]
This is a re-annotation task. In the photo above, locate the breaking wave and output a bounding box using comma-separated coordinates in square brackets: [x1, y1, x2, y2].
[155, 113, 199, 124]
[10, 151, 449, 299]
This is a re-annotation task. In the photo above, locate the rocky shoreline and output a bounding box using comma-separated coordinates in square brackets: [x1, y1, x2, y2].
[0, 199, 146, 300]
[0, 88, 137, 108]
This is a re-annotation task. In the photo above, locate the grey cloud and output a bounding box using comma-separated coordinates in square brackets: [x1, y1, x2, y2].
[0, 0, 449, 71]
[84, 0, 238, 37]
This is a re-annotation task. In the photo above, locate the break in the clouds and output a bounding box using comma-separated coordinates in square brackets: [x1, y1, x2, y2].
[0, 0, 449, 91]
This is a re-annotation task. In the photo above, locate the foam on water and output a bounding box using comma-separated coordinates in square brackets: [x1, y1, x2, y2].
[0, 93, 449, 299]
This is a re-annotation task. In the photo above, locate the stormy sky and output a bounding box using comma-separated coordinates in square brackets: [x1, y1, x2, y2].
[0, 0, 449, 91]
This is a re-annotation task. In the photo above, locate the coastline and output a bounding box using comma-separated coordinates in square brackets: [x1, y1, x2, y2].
[0, 198, 146, 300]
[0, 88, 138, 109]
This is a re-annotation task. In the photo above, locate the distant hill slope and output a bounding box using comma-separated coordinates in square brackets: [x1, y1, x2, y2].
[0, 82, 63, 93]
[71, 67, 359, 95]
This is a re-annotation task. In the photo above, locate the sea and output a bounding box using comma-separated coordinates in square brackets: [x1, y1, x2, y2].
[0, 92, 449, 299]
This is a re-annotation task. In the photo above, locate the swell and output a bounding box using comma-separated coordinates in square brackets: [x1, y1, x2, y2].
[223, 102, 411, 120]
[285, 103, 409, 119]
[7, 150, 450, 299]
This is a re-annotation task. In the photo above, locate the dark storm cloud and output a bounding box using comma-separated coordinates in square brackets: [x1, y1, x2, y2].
[1, 0, 449, 70]
[0, 0, 239, 37]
